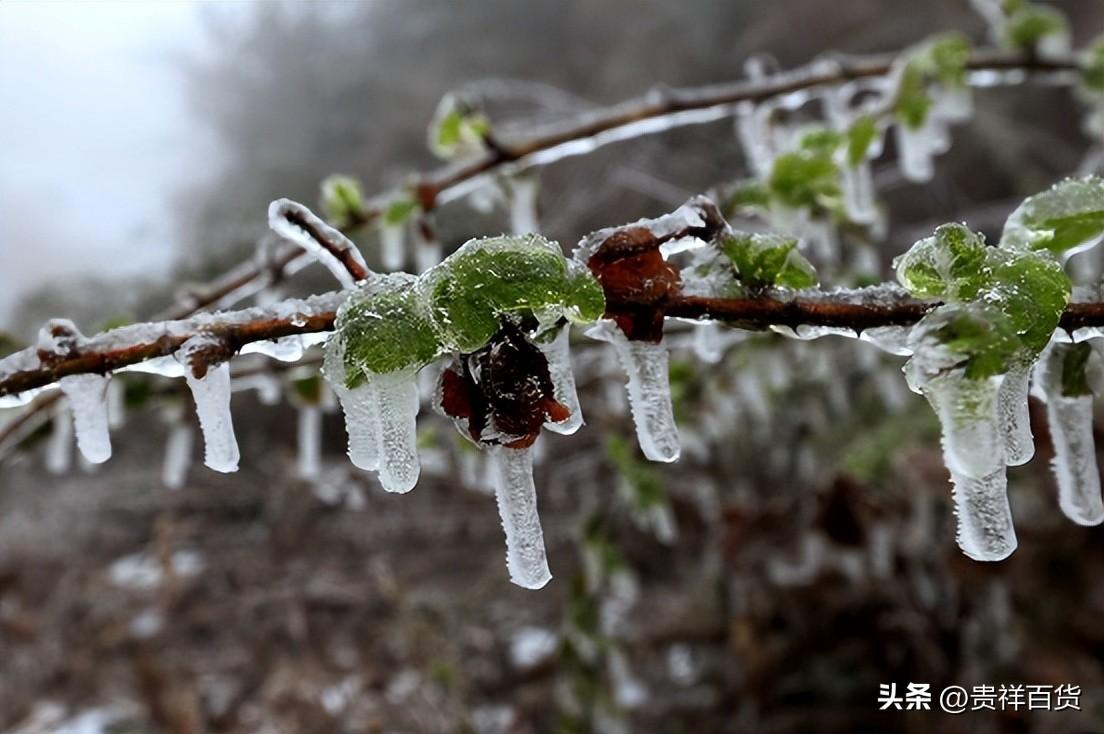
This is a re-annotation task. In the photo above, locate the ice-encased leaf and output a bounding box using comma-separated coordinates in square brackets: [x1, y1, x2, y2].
[319, 174, 366, 230]
[1004, 4, 1069, 56]
[423, 235, 604, 353]
[718, 232, 818, 291]
[489, 445, 551, 589]
[58, 373, 112, 464]
[999, 176, 1104, 257]
[428, 92, 491, 160]
[767, 131, 842, 212]
[846, 115, 879, 167]
[337, 273, 442, 383]
[894, 223, 987, 300]
[586, 320, 679, 463]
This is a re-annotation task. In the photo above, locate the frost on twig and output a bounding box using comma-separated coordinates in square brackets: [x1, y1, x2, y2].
[269, 198, 369, 287]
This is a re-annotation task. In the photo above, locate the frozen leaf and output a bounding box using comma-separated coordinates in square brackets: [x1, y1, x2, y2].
[718, 232, 817, 291]
[320, 174, 366, 230]
[428, 92, 491, 160]
[999, 176, 1104, 256]
[893, 223, 987, 300]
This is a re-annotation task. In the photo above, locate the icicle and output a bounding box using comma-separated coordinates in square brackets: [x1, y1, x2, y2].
[509, 174, 540, 235]
[322, 336, 380, 471]
[297, 405, 322, 479]
[540, 325, 583, 435]
[413, 220, 442, 274]
[1046, 391, 1104, 525]
[950, 467, 1018, 561]
[488, 444, 551, 589]
[920, 372, 1004, 480]
[58, 373, 112, 464]
[177, 339, 239, 473]
[370, 369, 421, 493]
[997, 365, 1034, 466]
[895, 120, 938, 183]
[162, 423, 193, 490]
[380, 222, 405, 272]
[106, 378, 125, 429]
[1036, 343, 1104, 526]
[586, 320, 679, 463]
[46, 400, 73, 474]
[840, 159, 877, 224]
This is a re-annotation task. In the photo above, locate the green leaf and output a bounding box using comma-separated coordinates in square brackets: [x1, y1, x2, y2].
[425, 235, 602, 353]
[929, 34, 971, 88]
[428, 94, 491, 160]
[984, 248, 1070, 354]
[893, 223, 988, 300]
[768, 139, 841, 211]
[1059, 342, 1094, 397]
[916, 302, 1021, 379]
[1082, 37, 1104, 94]
[719, 232, 817, 290]
[1004, 5, 1068, 52]
[723, 181, 770, 215]
[320, 175, 365, 228]
[846, 115, 879, 167]
[290, 375, 323, 404]
[893, 34, 971, 129]
[383, 197, 418, 227]
[999, 176, 1104, 255]
[339, 279, 442, 382]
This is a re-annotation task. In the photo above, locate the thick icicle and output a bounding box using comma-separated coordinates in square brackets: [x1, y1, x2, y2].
[371, 369, 421, 493]
[58, 373, 112, 464]
[322, 336, 380, 471]
[540, 325, 583, 435]
[488, 445, 551, 589]
[586, 320, 679, 463]
[509, 174, 540, 235]
[297, 405, 322, 480]
[380, 222, 405, 272]
[895, 119, 941, 183]
[46, 401, 73, 474]
[177, 340, 239, 473]
[692, 322, 725, 364]
[997, 365, 1034, 466]
[839, 159, 877, 225]
[919, 372, 1004, 480]
[162, 423, 193, 490]
[950, 467, 1018, 561]
[1036, 343, 1104, 526]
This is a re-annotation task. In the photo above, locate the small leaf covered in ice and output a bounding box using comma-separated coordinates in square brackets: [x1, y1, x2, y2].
[1081, 37, 1104, 94]
[718, 233, 818, 291]
[999, 176, 1104, 256]
[320, 175, 366, 230]
[428, 92, 491, 160]
[424, 235, 604, 353]
[338, 275, 442, 385]
[383, 196, 418, 227]
[846, 115, 879, 167]
[1004, 4, 1069, 55]
[893, 223, 987, 300]
[767, 130, 842, 211]
[893, 33, 971, 130]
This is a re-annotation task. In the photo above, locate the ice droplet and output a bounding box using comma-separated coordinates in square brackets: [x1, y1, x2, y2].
[58, 373, 112, 464]
[586, 320, 680, 463]
[950, 467, 1018, 561]
[162, 422, 193, 490]
[540, 324, 583, 435]
[488, 444, 551, 589]
[177, 341, 239, 473]
[997, 365, 1034, 466]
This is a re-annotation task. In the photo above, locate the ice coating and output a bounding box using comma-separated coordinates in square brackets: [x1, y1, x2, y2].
[297, 405, 322, 480]
[950, 467, 1018, 561]
[916, 371, 1004, 480]
[268, 198, 367, 289]
[240, 336, 306, 362]
[997, 365, 1034, 466]
[839, 159, 877, 224]
[489, 445, 551, 589]
[380, 221, 405, 271]
[895, 117, 947, 184]
[322, 334, 380, 471]
[371, 369, 421, 493]
[58, 373, 112, 464]
[509, 174, 540, 235]
[540, 324, 583, 435]
[162, 423, 193, 490]
[586, 320, 679, 463]
[1035, 343, 1104, 526]
[176, 339, 239, 473]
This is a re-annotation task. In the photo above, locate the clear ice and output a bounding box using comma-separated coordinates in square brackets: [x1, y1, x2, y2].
[489, 445, 551, 589]
[177, 340, 239, 473]
[540, 324, 583, 435]
[58, 373, 112, 464]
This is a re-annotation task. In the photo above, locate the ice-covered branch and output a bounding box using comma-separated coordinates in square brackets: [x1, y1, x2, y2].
[268, 199, 371, 286]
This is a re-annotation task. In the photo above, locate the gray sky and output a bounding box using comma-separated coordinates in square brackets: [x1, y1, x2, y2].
[0, 0, 219, 323]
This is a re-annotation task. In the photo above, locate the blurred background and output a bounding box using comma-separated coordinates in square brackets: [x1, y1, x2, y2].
[2, 0, 1104, 732]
